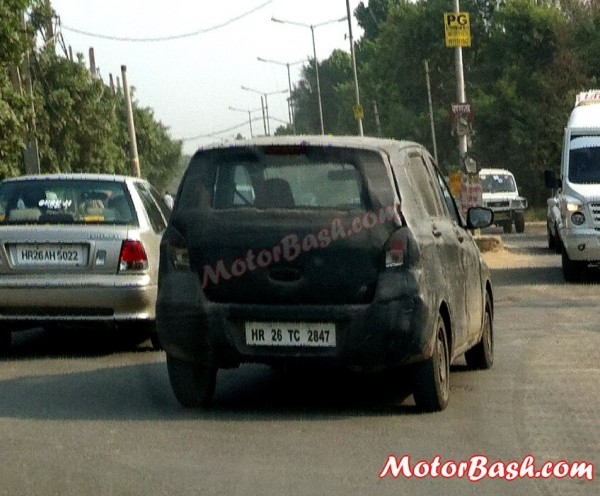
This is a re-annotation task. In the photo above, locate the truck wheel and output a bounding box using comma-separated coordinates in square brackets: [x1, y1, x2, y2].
[167, 355, 217, 408]
[465, 296, 493, 370]
[562, 248, 585, 283]
[412, 314, 450, 412]
[502, 221, 512, 234]
[514, 213, 525, 233]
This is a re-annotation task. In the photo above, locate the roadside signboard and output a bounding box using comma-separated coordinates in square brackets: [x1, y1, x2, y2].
[444, 12, 471, 48]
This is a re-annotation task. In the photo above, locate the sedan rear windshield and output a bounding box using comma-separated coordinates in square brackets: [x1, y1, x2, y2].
[212, 147, 366, 210]
[0, 179, 137, 225]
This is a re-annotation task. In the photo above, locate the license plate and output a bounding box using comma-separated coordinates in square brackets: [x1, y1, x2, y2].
[14, 244, 88, 266]
[245, 321, 336, 347]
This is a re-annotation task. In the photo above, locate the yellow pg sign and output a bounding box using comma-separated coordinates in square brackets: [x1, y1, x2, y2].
[444, 12, 471, 48]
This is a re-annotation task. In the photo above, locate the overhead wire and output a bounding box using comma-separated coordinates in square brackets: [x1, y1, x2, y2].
[60, 0, 274, 42]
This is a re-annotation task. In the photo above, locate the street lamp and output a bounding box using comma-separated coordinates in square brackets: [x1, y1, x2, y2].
[271, 15, 347, 135]
[257, 56, 305, 132]
[241, 85, 288, 136]
[229, 106, 262, 138]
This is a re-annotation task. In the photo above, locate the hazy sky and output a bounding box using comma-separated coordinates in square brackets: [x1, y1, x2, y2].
[50, 0, 366, 155]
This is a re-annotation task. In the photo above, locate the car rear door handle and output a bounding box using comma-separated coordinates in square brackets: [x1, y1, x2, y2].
[432, 226, 442, 238]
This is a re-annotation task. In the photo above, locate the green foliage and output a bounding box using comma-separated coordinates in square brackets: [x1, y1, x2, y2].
[0, 0, 181, 188]
[291, 0, 600, 206]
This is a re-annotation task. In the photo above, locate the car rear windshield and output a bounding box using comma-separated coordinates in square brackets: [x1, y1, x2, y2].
[212, 146, 366, 210]
[479, 173, 517, 193]
[0, 179, 137, 225]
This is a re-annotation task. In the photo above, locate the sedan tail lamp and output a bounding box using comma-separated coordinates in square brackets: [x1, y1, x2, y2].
[119, 240, 149, 272]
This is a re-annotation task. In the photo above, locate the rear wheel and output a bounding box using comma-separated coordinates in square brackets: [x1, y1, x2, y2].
[502, 221, 512, 234]
[0, 331, 11, 355]
[465, 297, 494, 370]
[166, 355, 217, 408]
[514, 213, 525, 234]
[412, 314, 450, 412]
[562, 248, 586, 283]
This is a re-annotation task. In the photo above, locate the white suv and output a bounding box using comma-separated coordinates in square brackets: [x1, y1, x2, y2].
[479, 168, 527, 233]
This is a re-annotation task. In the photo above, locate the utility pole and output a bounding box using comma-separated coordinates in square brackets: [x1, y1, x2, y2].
[346, 0, 363, 136]
[121, 65, 140, 177]
[11, 11, 41, 174]
[373, 101, 382, 137]
[89, 47, 97, 77]
[453, 0, 468, 169]
[424, 60, 438, 163]
[45, 0, 54, 48]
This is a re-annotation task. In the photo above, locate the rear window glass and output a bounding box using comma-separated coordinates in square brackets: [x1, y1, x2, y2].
[0, 179, 137, 225]
[212, 148, 365, 210]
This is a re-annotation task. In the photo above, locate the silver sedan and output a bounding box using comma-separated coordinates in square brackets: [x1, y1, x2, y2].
[0, 173, 170, 353]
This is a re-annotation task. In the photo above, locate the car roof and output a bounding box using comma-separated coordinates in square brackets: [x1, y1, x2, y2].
[479, 168, 514, 175]
[195, 135, 422, 156]
[0, 173, 140, 184]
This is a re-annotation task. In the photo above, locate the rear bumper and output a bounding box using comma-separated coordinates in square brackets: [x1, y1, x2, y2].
[157, 270, 434, 370]
[0, 275, 156, 323]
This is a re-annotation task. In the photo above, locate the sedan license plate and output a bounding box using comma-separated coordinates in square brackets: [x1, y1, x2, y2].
[14, 244, 87, 267]
[245, 321, 336, 347]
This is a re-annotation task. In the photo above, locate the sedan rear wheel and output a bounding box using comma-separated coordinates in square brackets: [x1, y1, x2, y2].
[166, 355, 217, 408]
[412, 314, 450, 412]
[465, 297, 494, 370]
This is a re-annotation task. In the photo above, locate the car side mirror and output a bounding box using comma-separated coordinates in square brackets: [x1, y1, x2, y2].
[466, 207, 494, 230]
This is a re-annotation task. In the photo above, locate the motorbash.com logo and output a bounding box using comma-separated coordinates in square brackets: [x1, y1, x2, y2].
[379, 454, 594, 482]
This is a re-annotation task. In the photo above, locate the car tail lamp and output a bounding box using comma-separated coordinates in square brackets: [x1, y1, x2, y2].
[119, 240, 149, 272]
[164, 232, 190, 270]
[169, 242, 190, 270]
[385, 229, 407, 268]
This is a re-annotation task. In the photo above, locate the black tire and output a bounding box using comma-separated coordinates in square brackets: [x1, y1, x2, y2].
[554, 227, 562, 254]
[547, 226, 556, 250]
[562, 248, 585, 283]
[502, 221, 512, 234]
[0, 331, 12, 356]
[465, 296, 494, 370]
[412, 314, 450, 412]
[514, 213, 525, 234]
[166, 355, 217, 408]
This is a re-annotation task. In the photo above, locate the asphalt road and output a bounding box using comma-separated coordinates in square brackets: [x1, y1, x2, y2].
[0, 223, 598, 496]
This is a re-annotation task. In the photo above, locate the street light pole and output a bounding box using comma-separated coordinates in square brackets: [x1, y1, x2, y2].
[272, 15, 346, 136]
[229, 106, 262, 138]
[257, 57, 304, 132]
[241, 85, 288, 136]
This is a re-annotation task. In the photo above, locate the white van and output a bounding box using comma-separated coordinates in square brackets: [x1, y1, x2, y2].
[545, 90, 600, 281]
